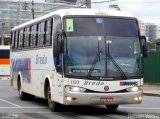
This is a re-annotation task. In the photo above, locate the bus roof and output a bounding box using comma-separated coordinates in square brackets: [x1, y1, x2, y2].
[12, 8, 135, 31]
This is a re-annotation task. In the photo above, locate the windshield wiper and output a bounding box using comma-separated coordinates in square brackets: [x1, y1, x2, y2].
[87, 51, 101, 79]
[107, 53, 127, 80]
[87, 40, 101, 79]
[105, 38, 127, 80]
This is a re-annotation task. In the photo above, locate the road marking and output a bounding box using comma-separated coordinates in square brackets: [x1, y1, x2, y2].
[108, 114, 128, 119]
[24, 113, 51, 119]
[66, 112, 102, 119]
[40, 113, 67, 119]
[18, 114, 35, 119]
[0, 106, 47, 109]
[0, 98, 21, 107]
[120, 107, 160, 110]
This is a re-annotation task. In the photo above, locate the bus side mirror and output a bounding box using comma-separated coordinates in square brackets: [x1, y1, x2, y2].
[141, 36, 148, 58]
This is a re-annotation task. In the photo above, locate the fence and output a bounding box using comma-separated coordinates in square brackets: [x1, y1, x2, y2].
[144, 51, 160, 83]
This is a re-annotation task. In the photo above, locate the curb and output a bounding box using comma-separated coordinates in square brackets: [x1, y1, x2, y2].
[143, 93, 160, 97]
[144, 83, 160, 85]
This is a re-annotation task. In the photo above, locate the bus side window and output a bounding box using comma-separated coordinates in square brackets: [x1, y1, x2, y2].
[15, 31, 18, 49]
[11, 32, 15, 50]
[24, 27, 30, 48]
[22, 28, 25, 48]
[28, 26, 32, 47]
[43, 20, 47, 45]
[45, 18, 53, 46]
[38, 22, 45, 47]
[16, 30, 20, 49]
[19, 29, 23, 49]
[31, 25, 37, 47]
[35, 24, 39, 46]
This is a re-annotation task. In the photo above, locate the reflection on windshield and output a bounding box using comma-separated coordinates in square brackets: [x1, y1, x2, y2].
[65, 36, 105, 77]
[64, 17, 143, 79]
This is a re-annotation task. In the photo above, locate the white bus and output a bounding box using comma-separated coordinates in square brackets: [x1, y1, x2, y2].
[0, 45, 10, 80]
[11, 9, 147, 111]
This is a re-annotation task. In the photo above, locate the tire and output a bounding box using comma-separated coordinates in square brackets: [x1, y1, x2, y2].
[47, 85, 58, 111]
[26, 94, 35, 100]
[18, 80, 27, 100]
[106, 105, 119, 112]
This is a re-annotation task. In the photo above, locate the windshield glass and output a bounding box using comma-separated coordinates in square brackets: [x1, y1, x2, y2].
[64, 17, 143, 79]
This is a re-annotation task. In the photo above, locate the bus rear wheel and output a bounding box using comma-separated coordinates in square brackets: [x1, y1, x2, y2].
[47, 85, 58, 111]
[18, 80, 27, 100]
[106, 105, 119, 112]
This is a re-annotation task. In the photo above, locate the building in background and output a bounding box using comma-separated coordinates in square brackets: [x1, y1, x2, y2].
[46, 0, 91, 8]
[156, 25, 160, 39]
[47, 0, 78, 4]
[145, 23, 157, 42]
[139, 20, 158, 42]
[138, 20, 146, 37]
[0, 0, 86, 45]
[139, 20, 160, 51]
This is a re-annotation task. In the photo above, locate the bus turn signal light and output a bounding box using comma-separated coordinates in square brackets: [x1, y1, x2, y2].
[66, 96, 76, 101]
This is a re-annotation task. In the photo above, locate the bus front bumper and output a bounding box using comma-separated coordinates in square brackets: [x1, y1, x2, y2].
[64, 90, 143, 105]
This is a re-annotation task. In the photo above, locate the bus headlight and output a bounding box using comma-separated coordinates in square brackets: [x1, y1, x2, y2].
[65, 86, 86, 92]
[126, 86, 143, 92]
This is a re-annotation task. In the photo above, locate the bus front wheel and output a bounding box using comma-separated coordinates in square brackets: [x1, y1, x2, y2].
[47, 85, 58, 111]
[106, 105, 119, 112]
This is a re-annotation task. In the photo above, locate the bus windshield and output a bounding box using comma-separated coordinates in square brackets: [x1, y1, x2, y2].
[64, 17, 143, 79]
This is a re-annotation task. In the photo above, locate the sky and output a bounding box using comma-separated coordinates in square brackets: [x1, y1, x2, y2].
[91, 0, 160, 25]
[1, 0, 159, 25]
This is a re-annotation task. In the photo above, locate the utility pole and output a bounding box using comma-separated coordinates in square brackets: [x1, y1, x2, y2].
[31, 0, 35, 19]
[86, 0, 91, 8]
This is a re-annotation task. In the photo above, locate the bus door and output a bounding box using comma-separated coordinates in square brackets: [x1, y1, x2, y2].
[53, 15, 64, 103]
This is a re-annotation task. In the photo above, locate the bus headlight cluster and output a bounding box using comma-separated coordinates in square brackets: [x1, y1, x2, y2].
[126, 86, 143, 92]
[65, 86, 86, 92]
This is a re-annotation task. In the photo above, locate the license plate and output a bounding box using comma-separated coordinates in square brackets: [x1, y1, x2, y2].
[100, 98, 113, 102]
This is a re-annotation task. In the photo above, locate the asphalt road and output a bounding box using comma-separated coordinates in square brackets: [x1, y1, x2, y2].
[0, 80, 160, 119]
